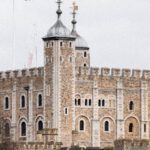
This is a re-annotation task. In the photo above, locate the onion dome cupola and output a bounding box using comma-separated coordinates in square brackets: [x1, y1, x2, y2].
[43, 0, 75, 41]
[71, 3, 89, 50]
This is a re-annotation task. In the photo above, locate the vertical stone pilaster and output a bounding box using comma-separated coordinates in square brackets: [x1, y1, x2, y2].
[11, 82, 17, 141]
[116, 79, 124, 139]
[141, 80, 149, 139]
[28, 80, 33, 142]
[91, 80, 100, 147]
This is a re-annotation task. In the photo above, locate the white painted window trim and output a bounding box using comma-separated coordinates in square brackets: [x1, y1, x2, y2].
[19, 94, 27, 109]
[79, 119, 86, 132]
[103, 119, 110, 133]
[37, 93, 43, 108]
[20, 120, 27, 137]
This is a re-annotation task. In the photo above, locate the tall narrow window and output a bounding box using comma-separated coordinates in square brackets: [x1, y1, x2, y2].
[5, 97, 9, 109]
[64, 108, 68, 115]
[144, 124, 146, 133]
[78, 99, 81, 106]
[38, 94, 42, 107]
[89, 99, 91, 106]
[104, 121, 109, 131]
[84, 52, 87, 57]
[38, 121, 43, 131]
[60, 42, 63, 47]
[75, 99, 77, 105]
[129, 123, 133, 132]
[69, 42, 72, 48]
[5, 123, 10, 137]
[98, 100, 101, 106]
[102, 99, 105, 106]
[21, 95, 25, 108]
[80, 120, 84, 131]
[85, 99, 87, 106]
[21, 122, 26, 136]
[129, 101, 134, 110]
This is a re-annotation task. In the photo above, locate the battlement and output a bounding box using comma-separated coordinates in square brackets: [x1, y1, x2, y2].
[76, 67, 150, 79]
[0, 67, 44, 80]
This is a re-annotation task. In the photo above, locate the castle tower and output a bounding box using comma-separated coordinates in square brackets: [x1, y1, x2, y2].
[42, 0, 76, 146]
[71, 3, 90, 68]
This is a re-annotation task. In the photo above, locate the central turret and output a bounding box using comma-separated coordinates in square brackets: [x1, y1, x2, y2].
[43, 0, 76, 146]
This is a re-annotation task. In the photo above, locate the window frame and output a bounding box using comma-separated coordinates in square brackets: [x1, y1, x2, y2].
[37, 93, 43, 108]
[20, 94, 26, 109]
[79, 119, 85, 132]
[104, 120, 110, 132]
[20, 121, 27, 137]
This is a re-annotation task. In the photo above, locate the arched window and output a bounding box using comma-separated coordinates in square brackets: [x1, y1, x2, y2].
[80, 120, 84, 131]
[4, 97, 9, 109]
[38, 94, 43, 107]
[75, 99, 77, 105]
[129, 123, 133, 132]
[102, 99, 105, 106]
[129, 101, 134, 110]
[98, 100, 101, 106]
[84, 64, 87, 67]
[38, 121, 43, 131]
[104, 121, 109, 131]
[21, 122, 26, 136]
[5, 123, 10, 137]
[21, 95, 26, 108]
[69, 42, 72, 48]
[78, 99, 81, 106]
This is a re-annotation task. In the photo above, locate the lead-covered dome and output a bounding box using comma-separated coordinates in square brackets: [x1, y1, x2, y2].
[46, 19, 72, 38]
[43, 0, 75, 40]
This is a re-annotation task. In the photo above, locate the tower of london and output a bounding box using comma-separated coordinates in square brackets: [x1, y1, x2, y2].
[0, 0, 150, 150]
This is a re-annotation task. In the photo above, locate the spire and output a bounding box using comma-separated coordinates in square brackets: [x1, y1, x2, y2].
[71, 2, 78, 34]
[56, 0, 62, 19]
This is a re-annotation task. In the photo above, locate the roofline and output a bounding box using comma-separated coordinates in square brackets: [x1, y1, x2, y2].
[75, 46, 89, 50]
[42, 36, 76, 41]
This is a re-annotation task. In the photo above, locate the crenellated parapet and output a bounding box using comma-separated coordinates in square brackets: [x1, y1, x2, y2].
[76, 67, 150, 79]
[0, 67, 44, 80]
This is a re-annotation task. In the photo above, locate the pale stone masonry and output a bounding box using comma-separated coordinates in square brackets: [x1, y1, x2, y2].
[0, 1, 150, 149]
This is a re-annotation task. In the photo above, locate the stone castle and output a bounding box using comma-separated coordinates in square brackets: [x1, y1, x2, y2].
[0, 0, 150, 149]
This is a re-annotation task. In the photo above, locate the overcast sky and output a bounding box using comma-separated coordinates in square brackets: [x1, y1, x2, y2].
[0, 0, 150, 71]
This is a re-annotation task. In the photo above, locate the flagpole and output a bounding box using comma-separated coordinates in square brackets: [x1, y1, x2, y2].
[12, 0, 15, 70]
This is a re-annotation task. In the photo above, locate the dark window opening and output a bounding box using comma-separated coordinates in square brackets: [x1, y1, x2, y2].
[65, 108, 68, 114]
[21, 122, 26, 136]
[89, 99, 91, 106]
[144, 124, 146, 133]
[78, 99, 81, 105]
[21, 96, 25, 108]
[38, 94, 42, 107]
[85, 99, 87, 106]
[69, 42, 72, 48]
[38, 121, 43, 131]
[98, 100, 101, 106]
[104, 121, 109, 131]
[84, 64, 87, 67]
[102, 99, 105, 106]
[129, 101, 134, 110]
[60, 42, 63, 46]
[80, 120, 84, 131]
[75, 99, 77, 105]
[5, 97, 9, 109]
[129, 123, 133, 132]
[84, 52, 87, 57]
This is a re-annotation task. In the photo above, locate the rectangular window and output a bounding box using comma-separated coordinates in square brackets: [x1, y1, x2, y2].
[144, 124, 146, 132]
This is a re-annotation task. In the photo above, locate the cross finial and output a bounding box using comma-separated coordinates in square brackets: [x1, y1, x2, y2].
[71, 2, 79, 33]
[56, 0, 62, 19]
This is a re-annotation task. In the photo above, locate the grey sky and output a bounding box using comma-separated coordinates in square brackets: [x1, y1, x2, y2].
[0, 0, 150, 71]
